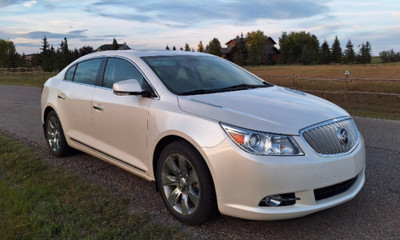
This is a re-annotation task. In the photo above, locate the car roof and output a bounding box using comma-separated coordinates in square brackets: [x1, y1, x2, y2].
[81, 50, 211, 60]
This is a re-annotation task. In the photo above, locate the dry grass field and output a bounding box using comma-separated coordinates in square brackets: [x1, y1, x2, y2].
[246, 62, 400, 120]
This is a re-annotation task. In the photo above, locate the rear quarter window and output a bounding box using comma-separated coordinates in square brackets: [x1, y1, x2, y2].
[64, 65, 76, 81]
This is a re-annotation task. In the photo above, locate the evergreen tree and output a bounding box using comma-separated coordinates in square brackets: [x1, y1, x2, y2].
[320, 40, 330, 64]
[112, 38, 119, 50]
[358, 41, 372, 64]
[184, 43, 190, 51]
[233, 33, 247, 66]
[57, 37, 72, 71]
[208, 38, 222, 56]
[180, 47, 183, 51]
[343, 39, 355, 64]
[172, 46, 176, 50]
[40, 36, 52, 71]
[197, 41, 204, 52]
[79, 46, 94, 57]
[331, 36, 342, 63]
[165, 45, 170, 50]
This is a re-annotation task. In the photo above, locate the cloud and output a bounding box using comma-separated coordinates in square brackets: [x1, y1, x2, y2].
[22, 30, 88, 39]
[22, 0, 36, 7]
[88, 0, 328, 27]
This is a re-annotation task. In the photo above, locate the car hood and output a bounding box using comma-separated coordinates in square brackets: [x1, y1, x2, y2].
[177, 86, 349, 135]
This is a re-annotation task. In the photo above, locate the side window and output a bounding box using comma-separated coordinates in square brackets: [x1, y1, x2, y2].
[73, 59, 102, 85]
[103, 58, 147, 89]
[65, 65, 76, 81]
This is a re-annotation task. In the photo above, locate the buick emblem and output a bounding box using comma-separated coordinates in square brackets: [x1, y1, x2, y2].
[336, 128, 349, 145]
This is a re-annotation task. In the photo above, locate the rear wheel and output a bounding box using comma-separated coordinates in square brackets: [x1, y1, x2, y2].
[44, 110, 70, 157]
[156, 140, 217, 225]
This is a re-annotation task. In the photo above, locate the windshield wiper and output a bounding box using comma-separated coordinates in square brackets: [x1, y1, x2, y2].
[179, 89, 219, 96]
[180, 83, 270, 96]
[217, 83, 268, 92]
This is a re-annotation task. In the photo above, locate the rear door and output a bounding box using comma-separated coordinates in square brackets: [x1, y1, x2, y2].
[57, 58, 103, 145]
[91, 57, 152, 173]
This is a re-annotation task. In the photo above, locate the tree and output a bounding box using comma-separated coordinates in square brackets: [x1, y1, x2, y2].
[172, 46, 176, 50]
[208, 38, 222, 56]
[331, 36, 342, 63]
[165, 45, 170, 50]
[112, 38, 119, 50]
[79, 46, 94, 57]
[343, 39, 355, 64]
[184, 43, 190, 51]
[320, 40, 331, 64]
[246, 30, 266, 65]
[197, 41, 204, 52]
[56, 37, 72, 71]
[380, 49, 400, 63]
[358, 41, 372, 64]
[279, 31, 319, 64]
[0, 39, 17, 67]
[233, 33, 247, 66]
[40, 36, 53, 71]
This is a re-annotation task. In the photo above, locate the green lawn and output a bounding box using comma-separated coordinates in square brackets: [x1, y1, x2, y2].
[0, 134, 187, 240]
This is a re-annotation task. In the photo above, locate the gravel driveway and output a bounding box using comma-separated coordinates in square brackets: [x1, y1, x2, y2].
[1, 85, 399, 239]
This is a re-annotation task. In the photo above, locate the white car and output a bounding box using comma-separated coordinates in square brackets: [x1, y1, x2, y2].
[41, 50, 365, 225]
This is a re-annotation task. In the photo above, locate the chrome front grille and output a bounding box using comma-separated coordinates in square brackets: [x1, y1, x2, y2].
[301, 117, 359, 155]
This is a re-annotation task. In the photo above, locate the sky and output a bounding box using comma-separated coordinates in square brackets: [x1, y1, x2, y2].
[0, 0, 399, 55]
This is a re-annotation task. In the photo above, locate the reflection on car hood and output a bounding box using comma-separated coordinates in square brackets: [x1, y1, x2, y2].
[177, 86, 348, 135]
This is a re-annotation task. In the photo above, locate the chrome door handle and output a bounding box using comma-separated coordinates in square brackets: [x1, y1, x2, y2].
[57, 95, 65, 100]
[93, 105, 103, 111]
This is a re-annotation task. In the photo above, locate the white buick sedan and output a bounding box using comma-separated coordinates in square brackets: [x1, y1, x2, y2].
[41, 50, 365, 225]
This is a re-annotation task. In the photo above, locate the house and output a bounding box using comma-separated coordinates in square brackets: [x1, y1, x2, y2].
[225, 35, 280, 64]
[95, 42, 131, 52]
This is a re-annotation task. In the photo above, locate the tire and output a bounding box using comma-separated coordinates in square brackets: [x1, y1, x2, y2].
[44, 110, 70, 157]
[156, 140, 217, 225]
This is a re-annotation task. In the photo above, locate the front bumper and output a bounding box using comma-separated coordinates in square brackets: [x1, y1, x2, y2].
[203, 135, 366, 220]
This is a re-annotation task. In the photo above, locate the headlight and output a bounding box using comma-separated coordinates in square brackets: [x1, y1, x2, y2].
[220, 123, 304, 156]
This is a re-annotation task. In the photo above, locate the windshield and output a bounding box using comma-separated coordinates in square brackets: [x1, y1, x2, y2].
[142, 55, 271, 95]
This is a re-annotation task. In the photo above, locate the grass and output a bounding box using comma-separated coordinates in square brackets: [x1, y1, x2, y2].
[0, 134, 187, 240]
[0, 71, 54, 87]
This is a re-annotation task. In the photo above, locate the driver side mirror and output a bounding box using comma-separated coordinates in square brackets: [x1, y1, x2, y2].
[113, 79, 154, 97]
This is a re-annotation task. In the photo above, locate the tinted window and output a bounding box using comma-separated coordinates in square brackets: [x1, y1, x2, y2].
[103, 58, 146, 89]
[73, 59, 102, 85]
[65, 65, 76, 81]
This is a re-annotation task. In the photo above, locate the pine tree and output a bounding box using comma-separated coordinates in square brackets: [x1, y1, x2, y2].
[165, 45, 170, 50]
[320, 40, 330, 64]
[172, 46, 176, 50]
[197, 41, 204, 52]
[208, 38, 222, 56]
[233, 33, 247, 66]
[40, 36, 51, 71]
[343, 39, 355, 64]
[184, 43, 190, 51]
[331, 36, 342, 63]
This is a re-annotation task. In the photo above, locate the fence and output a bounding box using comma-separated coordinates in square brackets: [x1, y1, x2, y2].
[258, 74, 400, 98]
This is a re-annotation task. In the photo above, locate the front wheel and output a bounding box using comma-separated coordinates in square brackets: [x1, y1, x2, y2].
[44, 110, 70, 157]
[156, 140, 217, 225]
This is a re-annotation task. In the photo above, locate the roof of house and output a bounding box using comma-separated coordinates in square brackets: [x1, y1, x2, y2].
[95, 42, 131, 52]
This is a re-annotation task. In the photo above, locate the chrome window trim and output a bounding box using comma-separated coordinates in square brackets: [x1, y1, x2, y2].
[299, 116, 360, 157]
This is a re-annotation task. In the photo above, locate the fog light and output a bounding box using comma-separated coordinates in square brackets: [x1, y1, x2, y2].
[259, 193, 299, 207]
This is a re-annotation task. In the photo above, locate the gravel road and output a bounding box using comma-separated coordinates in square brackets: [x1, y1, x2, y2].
[1, 85, 399, 239]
